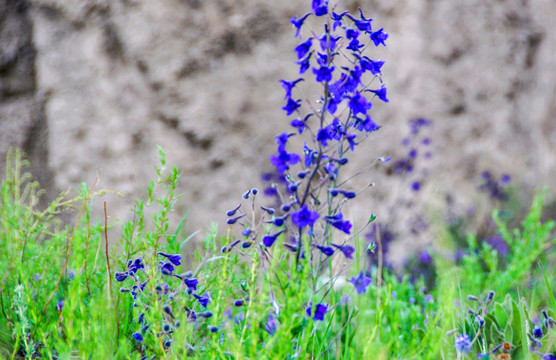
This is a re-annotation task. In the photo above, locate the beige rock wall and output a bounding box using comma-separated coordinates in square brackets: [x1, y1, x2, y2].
[1, 0, 555, 258]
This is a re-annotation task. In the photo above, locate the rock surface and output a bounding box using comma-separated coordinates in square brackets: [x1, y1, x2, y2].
[1, 0, 555, 263]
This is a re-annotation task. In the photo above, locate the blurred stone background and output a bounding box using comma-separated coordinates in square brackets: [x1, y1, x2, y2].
[1, 0, 555, 262]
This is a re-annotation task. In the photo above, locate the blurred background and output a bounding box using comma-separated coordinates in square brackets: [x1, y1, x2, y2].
[1, 0, 555, 265]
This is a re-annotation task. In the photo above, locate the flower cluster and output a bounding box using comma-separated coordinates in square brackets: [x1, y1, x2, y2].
[225, 0, 390, 304]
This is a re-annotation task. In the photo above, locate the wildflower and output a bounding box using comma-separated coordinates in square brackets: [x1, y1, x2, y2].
[270, 149, 301, 174]
[294, 38, 313, 59]
[265, 314, 277, 335]
[313, 65, 335, 83]
[306, 303, 328, 321]
[296, 52, 312, 74]
[315, 245, 334, 256]
[280, 78, 304, 99]
[533, 326, 543, 339]
[324, 212, 352, 234]
[347, 8, 373, 32]
[262, 230, 285, 247]
[157, 252, 182, 266]
[160, 262, 174, 275]
[349, 271, 372, 294]
[348, 92, 372, 116]
[291, 205, 320, 228]
[234, 299, 245, 307]
[311, 0, 328, 16]
[332, 244, 355, 259]
[56, 299, 64, 311]
[290, 13, 310, 38]
[194, 293, 210, 308]
[367, 85, 389, 103]
[282, 97, 302, 116]
[370, 28, 388, 46]
[318, 27, 340, 52]
[132, 332, 143, 342]
[184, 278, 198, 291]
[127, 258, 145, 274]
[418, 250, 432, 264]
[454, 334, 472, 354]
[358, 56, 384, 75]
[208, 325, 219, 333]
[115, 272, 129, 282]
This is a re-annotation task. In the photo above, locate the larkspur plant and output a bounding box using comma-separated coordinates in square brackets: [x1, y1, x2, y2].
[3, 1, 556, 360]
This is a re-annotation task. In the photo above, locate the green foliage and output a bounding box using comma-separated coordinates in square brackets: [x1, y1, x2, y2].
[1, 148, 555, 359]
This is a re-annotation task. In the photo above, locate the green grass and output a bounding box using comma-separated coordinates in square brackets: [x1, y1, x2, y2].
[1, 148, 555, 360]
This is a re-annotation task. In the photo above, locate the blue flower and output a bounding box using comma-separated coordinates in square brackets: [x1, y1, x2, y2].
[265, 314, 277, 335]
[318, 28, 340, 52]
[315, 245, 334, 256]
[454, 334, 472, 354]
[324, 212, 352, 234]
[132, 332, 143, 342]
[282, 97, 302, 116]
[290, 114, 312, 134]
[312, 65, 334, 83]
[157, 252, 182, 266]
[270, 150, 300, 174]
[332, 244, 355, 258]
[280, 78, 304, 99]
[115, 272, 128, 282]
[294, 38, 313, 59]
[370, 28, 388, 46]
[160, 262, 175, 275]
[306, 303, 328, 321]
[262, 230, 285, 247]
[227, 213, 246, 225]
[296, 52, 313, 74]
[56, 299, 64, 311]
[348, 92, 372, 116]
[349, 271, 372, 294]
[358, 56, 384, 75]
[184, 278, 198, 291]
[194, 293, 210, 308]
[331, 11, 348, 30]
[290, 13, 310, 38]
[347, 9, 373, 32]
[367, 85, 389, 103]
[291, 205, 320, 228]
[311, 0, 328, 16]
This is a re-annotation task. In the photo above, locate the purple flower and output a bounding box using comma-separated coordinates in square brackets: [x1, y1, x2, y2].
[370, 28, 388, 46]
[56, 299, 64, 311]
[318, 28, 340, 52]
[348, 92, 372, 116]
[324, 212, 352, 234]
[184, 278, 198, 291]
[265, 314, 277, 335]
[312, 65, 335, 83]
[227, 213, 246, 225]
[367, 85, 389, 103]
[270, 150, 301, 175]
[262, 230, 285, 247]
[418, 250, 432, 264]
[280, 78, 304, 99]
[349, 271, 372, 294]
[332, 11, 348, 30]
[454, 334, 472, 354]
[534, 326, 543, 339]
[347, 9, 373, 32]
[290, 13, 310, 38]
[296, 52, 313, 74]
[332, 244, 355, 259]
[313, 303, 328, 321]
[315, 245, 334, 256]
[291, 205, 320, 228]
[294, 38, 313, 59]
[282, 97, 302, 116]
[359, 56, 384, 75]
[157, 252, 182, 266]
[115, 272, 128, 282]
[132, 332, 143, 342]
[160, 262, 175, 275]
[485, 235, 509, 256]
[311, 0, 328, 16]
[194, 293, 210, 308]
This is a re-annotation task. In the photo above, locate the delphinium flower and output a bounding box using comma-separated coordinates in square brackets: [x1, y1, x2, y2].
[454, 333, 472, 354]
[479, 171, 511, 202]
[349, 271, 372, 295]
[306, 303, 328, 321]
